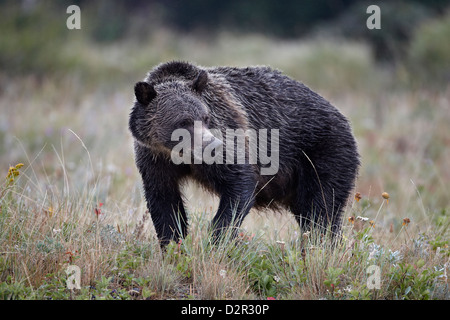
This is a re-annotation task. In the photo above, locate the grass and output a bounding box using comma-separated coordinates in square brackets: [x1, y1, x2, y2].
[0, 28, 449, 300]
[1, 160, 448, 300]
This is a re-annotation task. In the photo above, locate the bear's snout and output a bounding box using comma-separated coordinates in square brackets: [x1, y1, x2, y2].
[202, 127, 222, 150]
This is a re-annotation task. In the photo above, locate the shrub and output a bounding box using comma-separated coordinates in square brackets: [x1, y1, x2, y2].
[408, 11, 450, 87]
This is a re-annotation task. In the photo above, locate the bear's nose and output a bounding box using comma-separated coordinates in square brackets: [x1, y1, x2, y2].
[202, 129, 223, 149]
[205, 136, 223, 150]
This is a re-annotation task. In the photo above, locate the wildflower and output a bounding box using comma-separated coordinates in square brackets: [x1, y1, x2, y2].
[65, 250, 79, 264]
[15, 163, 24, 169]
[45, 206, 54, 217]
[219, 269, 227, 279]
[276, 240, 285, 252]
[273, 276, 280, 283]
[354, 192, 362, 202]
[348, 216, 355, 224]
[353, 216, 369, 232]
[382, 192, 390, 204]
[302, 231, 310, 240]
[267, 297, 276, 300]
[94, 202, 104, 217]
[6, 163, 24, 183]
[369, 220, 375, 228]
[402, 218, 410, 226]
[66, 251, 73, 263]
[239, 231, 255, 242]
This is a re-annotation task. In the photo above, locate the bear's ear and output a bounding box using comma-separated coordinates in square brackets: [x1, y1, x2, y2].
[134, 81, 156, 105]
[193, 70, 208, 93]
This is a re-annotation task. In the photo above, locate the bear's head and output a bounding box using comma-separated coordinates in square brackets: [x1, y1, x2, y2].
[129, 70, 222, 160]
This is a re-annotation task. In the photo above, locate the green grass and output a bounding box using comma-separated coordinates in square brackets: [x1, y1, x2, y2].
[0, 28, 449, 300]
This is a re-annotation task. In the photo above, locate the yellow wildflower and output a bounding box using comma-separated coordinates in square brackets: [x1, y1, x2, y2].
[382, 192, 390, 204]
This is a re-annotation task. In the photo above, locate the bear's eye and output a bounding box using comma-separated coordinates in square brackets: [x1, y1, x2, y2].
[178, 119, 191, 128]
[203, 116, 210, 125]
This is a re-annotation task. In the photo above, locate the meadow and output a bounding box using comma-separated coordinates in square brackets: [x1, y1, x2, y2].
[0, 26, 449, 299]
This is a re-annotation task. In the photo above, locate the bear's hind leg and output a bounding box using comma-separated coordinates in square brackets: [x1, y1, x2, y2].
[291, 164, 343, 237]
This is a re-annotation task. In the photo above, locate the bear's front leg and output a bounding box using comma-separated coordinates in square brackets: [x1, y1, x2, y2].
[144, 184, 188, 248]
[210, 166, 257, 242]
[135, 146, 189, 248]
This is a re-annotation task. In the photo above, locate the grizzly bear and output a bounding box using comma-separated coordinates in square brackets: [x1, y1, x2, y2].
[129, 61, 359, 247]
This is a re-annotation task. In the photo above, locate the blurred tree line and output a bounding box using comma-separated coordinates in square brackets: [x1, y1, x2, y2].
[0, 0, 449, 84]
[68, 0, 449, 43]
